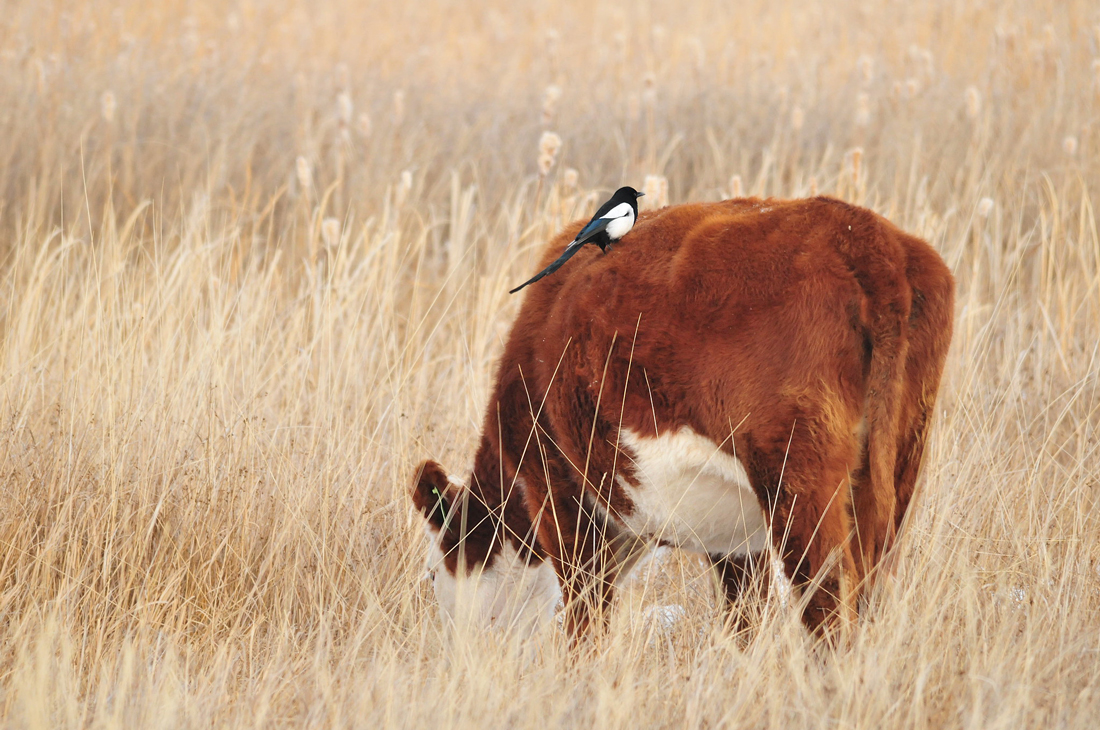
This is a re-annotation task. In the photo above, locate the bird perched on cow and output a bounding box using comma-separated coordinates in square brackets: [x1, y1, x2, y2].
[509, 186, 644, 294]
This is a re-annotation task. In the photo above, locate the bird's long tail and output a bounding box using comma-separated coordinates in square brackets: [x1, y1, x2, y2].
[509, 242, 584, 294]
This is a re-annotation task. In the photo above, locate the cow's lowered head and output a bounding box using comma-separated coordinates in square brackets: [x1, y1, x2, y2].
[410, 460, 559, 632]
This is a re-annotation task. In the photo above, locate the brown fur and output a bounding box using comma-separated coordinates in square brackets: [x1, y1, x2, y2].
[413, 196, 954, 635]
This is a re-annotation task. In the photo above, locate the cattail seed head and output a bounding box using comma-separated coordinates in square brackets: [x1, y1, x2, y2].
[537, 132, 561, 176]
[729, 174, 743, 198]
[100, 90, 116, 123]
[643, 174, 669, 208]
[321, 217, 341, 249]
[538, 131, 562, 158]
[295, 156, 313, 192]
[1063, 135, 1078, 156]
[337, 92, 353, 126]
[537, 153, 554, 176]
[791, 104, 804, 132]
[562, 167, 579, 191]
[905, 78, 921, 98]
[542, 84, 562, 125]
[358, 112, 372, 137]
[977, 197, 995, 218]
[855, 93, 871, 127]
[965, 86, 981, 119]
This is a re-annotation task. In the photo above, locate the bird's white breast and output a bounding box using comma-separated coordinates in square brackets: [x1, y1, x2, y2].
[602, 203, 635, 240]
[616, 427, 768, 556]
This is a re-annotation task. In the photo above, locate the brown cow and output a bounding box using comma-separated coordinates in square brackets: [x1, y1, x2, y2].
[411, 196, 954, 637]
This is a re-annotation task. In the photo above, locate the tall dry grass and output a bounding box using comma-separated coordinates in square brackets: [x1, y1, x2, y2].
[0, 0, 1098, 727]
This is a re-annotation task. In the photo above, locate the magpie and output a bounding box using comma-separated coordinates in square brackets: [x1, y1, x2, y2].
[509, 186, 644, 294]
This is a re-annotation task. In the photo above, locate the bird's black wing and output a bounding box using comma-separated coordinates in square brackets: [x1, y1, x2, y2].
[571, 216, 612, 246]
[509, 240, 587, 294]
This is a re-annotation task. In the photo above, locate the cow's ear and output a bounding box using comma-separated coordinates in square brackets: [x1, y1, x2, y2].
[411, 460, 454, 531]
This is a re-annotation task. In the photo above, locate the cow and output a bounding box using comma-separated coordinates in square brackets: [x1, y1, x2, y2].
[411, 196, 954, 638]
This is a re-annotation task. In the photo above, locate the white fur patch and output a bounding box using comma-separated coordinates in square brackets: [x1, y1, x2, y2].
[424, 525, 560, 633]
[617, 427, 768, 556]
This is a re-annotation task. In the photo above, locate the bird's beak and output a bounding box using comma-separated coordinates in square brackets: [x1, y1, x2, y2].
[635, 191, 645, 198]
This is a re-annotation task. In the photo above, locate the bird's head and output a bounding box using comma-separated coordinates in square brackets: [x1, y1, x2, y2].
[611, 186, 644, 214]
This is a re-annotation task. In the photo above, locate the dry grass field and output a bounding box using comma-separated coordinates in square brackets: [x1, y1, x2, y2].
[0, 0, 1098, 727]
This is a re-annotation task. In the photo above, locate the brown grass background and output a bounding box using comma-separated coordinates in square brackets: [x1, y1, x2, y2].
[0, 0, 1098, 727]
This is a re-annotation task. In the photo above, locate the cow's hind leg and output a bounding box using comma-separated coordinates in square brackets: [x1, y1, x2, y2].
[746, 428, 862, 636]
[522, 452, 645, 639]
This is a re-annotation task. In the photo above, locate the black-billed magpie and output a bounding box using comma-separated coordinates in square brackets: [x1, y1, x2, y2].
[509, 186, 644, 294]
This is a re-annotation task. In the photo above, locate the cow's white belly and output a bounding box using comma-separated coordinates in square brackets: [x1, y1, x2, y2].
[617, 427, 769, 556]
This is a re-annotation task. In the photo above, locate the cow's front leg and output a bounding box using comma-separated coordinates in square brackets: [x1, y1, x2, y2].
[709, 550, 772, 632]
[527, 475, 644, 640]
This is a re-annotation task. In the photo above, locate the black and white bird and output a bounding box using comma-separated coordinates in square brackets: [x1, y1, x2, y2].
[509, 186, 644, 294]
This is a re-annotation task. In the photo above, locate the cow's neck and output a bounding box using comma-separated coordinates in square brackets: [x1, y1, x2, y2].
[467, 434, 542, 562]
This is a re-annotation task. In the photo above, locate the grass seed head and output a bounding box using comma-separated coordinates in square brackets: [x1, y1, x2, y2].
[643, 174, 668, 208]
[337, 92, 353, 126]
[855, 92, 871, 127]
[977, 197, 995, 218]
[395, 170, 412, 208]
[729, 174, 743, 198]
[965, 86, 981, 119]
[849, 147, 864, 187]
[295, 156, 312, 192]
[321, 218, 341, 249]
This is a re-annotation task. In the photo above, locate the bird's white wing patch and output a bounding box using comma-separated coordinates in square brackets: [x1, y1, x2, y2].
[601, 201, 634, 220]
[617, 427, 768, 556]
[604, 205, 635, 240]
